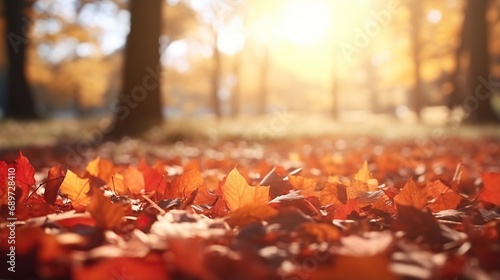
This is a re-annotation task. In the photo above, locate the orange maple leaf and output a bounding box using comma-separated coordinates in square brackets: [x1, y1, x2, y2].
[426, 180, 463, 212]
[85, 156, 115, 183]
[222, 168, 270, 211]
[60, 169, 91, 207]
[87, 190, 126, 229]
[393, 179, 428, 209]
[478, 172, 500, 206]
[138, 159, 166, 193]
[111, 166, 145, 195]
[288, 175, 317, 197]
[346, 161, 379, 200]
[165, 167, 204, 199]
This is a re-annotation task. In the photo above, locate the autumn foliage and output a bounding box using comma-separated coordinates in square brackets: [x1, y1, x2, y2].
[1, 138, 500, 279]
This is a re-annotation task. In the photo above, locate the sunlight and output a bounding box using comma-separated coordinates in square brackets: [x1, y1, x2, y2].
[278, 0, 331, 45]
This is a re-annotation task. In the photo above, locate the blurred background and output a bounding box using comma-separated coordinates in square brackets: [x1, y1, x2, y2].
[1, 0, 499, 126]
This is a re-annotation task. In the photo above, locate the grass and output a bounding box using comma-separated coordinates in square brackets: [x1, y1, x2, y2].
[1, 112, 499, 150]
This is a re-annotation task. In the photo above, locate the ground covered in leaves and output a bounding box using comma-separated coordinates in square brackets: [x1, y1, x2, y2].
[1, 135, 500, 280]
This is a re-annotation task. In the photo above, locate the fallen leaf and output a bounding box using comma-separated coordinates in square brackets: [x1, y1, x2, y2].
[346, 161, 378, 199]
[222, 168, 270, 211]
[318, 182, 346, 205]
[477, 172, 500, 206]
[288, 175, 317, 197]
[87, 190, 126, 229]
[164, 167, 204, 199]
[393, 179, 428, 209]
[44, 164, 67, 204]
[427, 180, 463, 212]
[138, 159, 166, 193]
[14, 152, 36, 201]
[60, 169, 91, 207]
[297, 222, 341, 243]
[226, 204, 278, 227]
[85, 156, 115, 183]
[333, 198, 360, 219]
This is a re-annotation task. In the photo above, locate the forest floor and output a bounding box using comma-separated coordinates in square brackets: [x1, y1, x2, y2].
[1, 114, 500, 279]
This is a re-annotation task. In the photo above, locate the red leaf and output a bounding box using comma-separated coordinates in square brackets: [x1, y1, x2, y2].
[478, 172, 500, 206]
[14, 152, 36, 201]
[44, 164, 67, 204]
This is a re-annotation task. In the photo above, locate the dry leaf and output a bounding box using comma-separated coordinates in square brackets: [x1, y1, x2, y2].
[44, 164, 66, 204]
[222, 168, 270, 211]
[87, 190, 126, 229]
[477, 172, 500, 206]
[60, 169, 91, 206]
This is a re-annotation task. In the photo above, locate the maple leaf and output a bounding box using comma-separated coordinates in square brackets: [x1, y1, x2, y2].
[60, 169, 91, 206]
[426, 180, 463, 212]
[87, 190, 126, 229]
[477, 172, 500, 206]
[318, 182, 346, 205]
[44, 164, 66, 204]
[85, 156, 115, 183]
[393, 179, 428, 209]
[346, 161, 378, 199]
[14, 152, 36, 201]
[222, 168, 270, 211]
[288, 175, 316, 197]
[138, 159, 166, 193]
[111, 167, 145, 195]
[166, 167, 204, 199]
[333, 198, 360, 219]
[226, 204, 278, 227]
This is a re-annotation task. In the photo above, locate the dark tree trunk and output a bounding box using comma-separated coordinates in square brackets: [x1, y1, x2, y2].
[211, 34, 222, 118]
[112, 0, 163, 136]
[451, 0, 496, 123]
[410, 0, 423, 121]
[3, 0, 38, 119]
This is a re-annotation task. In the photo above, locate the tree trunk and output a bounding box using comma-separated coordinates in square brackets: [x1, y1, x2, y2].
[410, 0, 423, 121]
[3, 0, 38, 119]
[258, 44, 269, 115]
[451, 0, 496, 123]
[231, 53, 241, 117]
[112, 0, 163, 136]
[211, 34, 222, 118]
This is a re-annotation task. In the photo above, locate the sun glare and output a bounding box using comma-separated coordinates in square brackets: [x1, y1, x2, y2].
[279, 0, 331, 45]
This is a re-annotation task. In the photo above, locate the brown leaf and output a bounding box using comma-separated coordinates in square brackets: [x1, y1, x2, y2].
[44, 164, 66, 204]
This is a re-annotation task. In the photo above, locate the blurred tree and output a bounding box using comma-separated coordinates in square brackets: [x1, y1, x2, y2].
[3, 0, 39, 119]
[112, 0, 163, 136]
[451, 0, 497, 123]
[410, 0, 423, 121]
[231, 52, 242, 117]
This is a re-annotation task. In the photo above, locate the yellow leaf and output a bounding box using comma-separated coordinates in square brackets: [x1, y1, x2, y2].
[87, 190, 125, 229]
[60, 169, 91, 207]
[86, 157, 115, 183]
[288, 175, 317, 197]
[222, 168, 270, 211]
